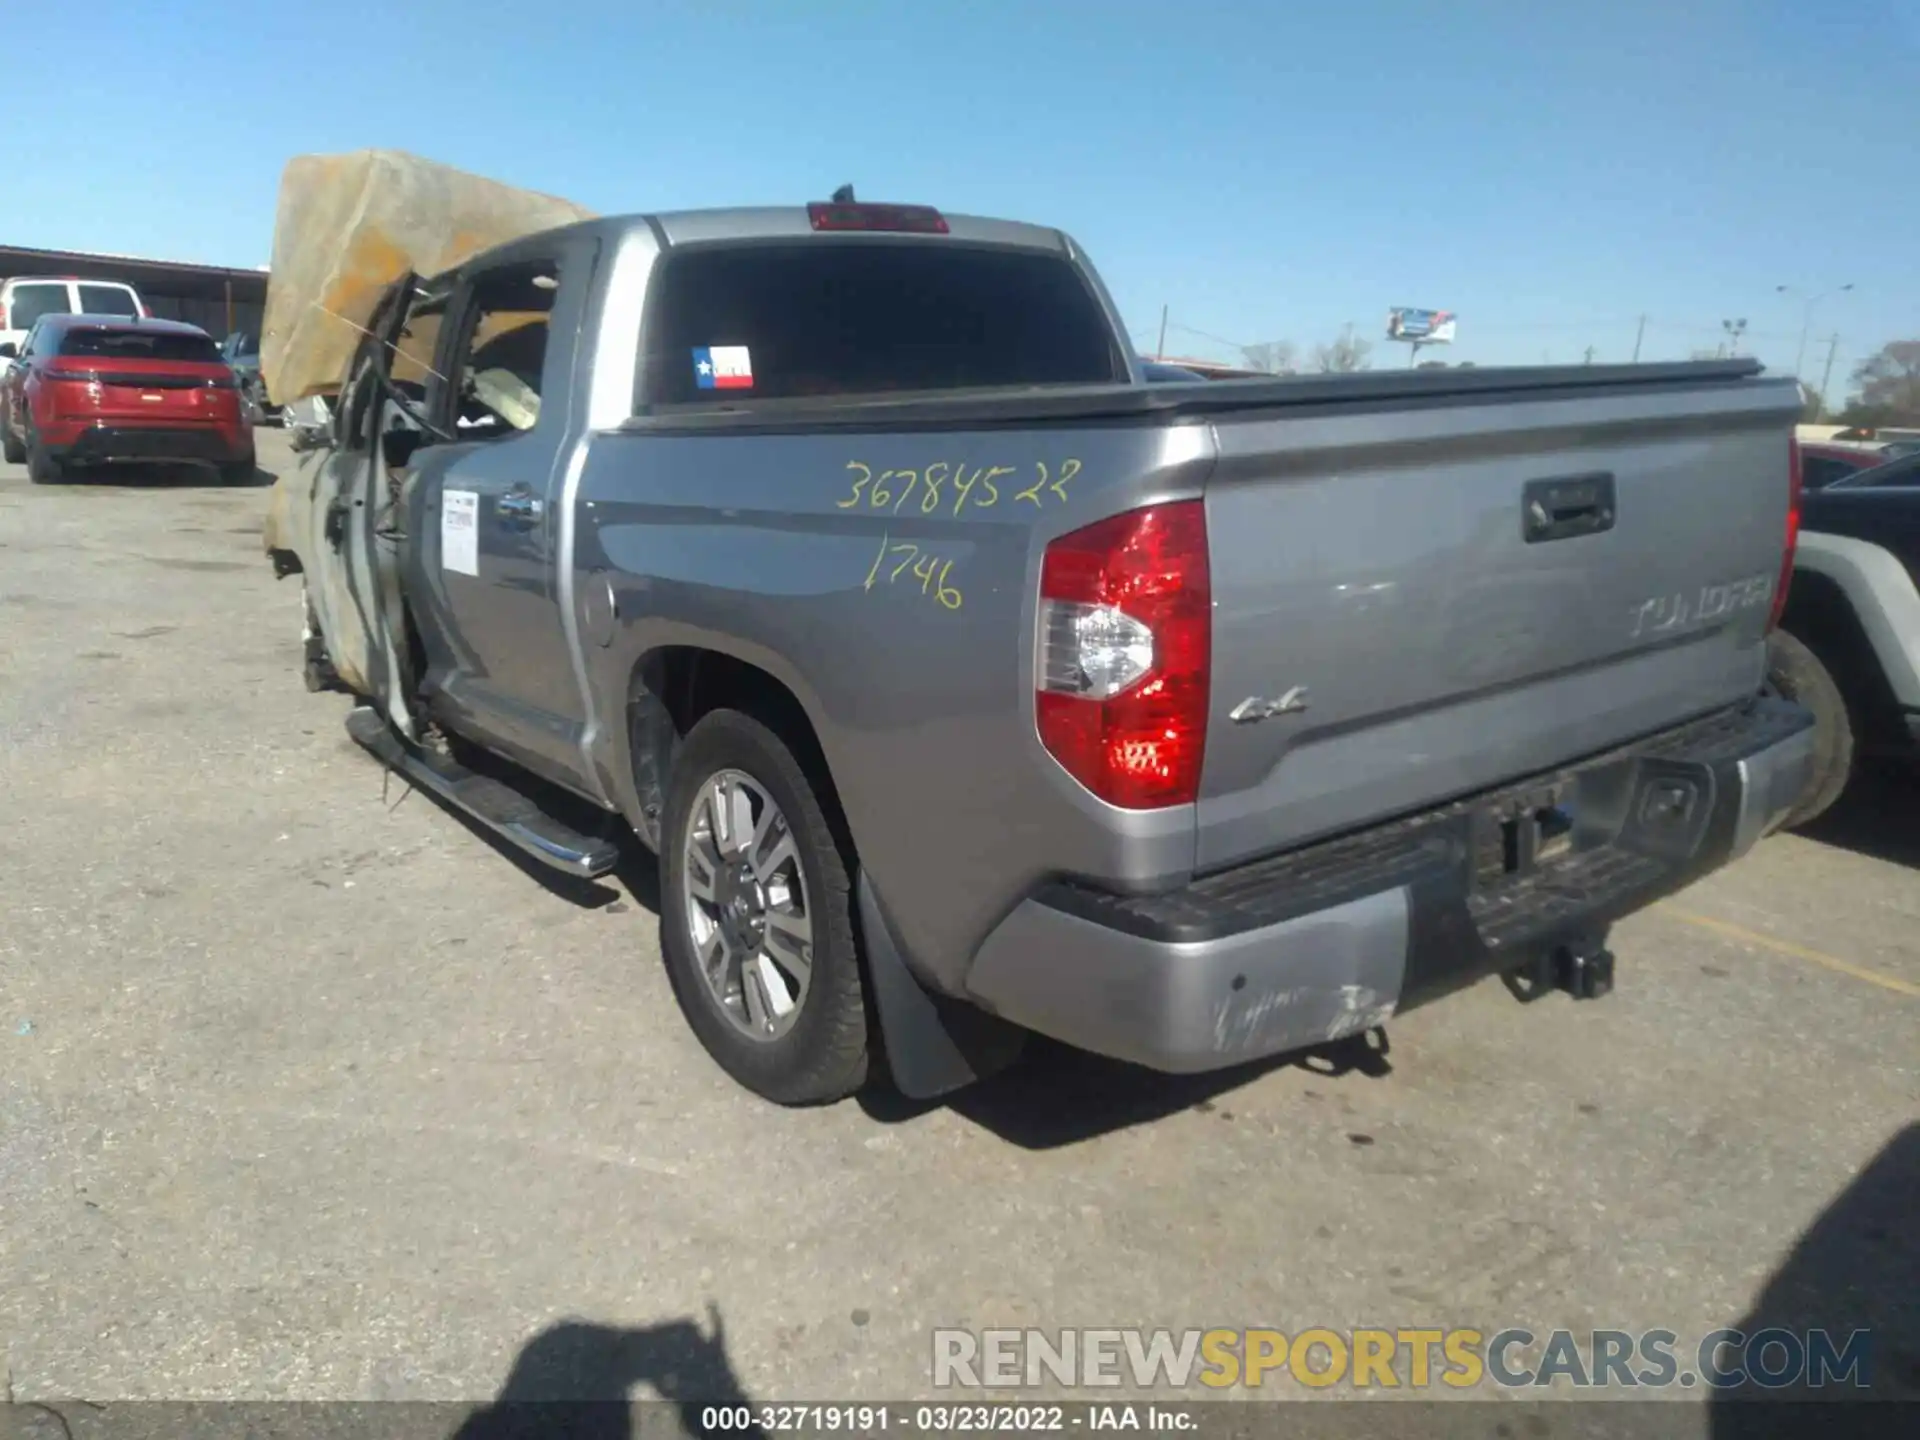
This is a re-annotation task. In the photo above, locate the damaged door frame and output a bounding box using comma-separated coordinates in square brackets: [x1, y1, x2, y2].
[326, 272, 437, 744]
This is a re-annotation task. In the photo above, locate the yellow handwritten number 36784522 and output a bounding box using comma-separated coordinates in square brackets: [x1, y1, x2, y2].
[838, 460, 1079, 515]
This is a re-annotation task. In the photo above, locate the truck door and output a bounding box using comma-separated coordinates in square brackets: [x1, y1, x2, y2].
[406, 247, 594, 784]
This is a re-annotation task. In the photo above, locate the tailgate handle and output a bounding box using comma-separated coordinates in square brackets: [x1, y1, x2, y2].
[1522, 472, 1616, 544]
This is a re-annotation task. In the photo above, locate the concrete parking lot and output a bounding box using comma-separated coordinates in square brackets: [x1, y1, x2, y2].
[2, 431, 1915, 1421]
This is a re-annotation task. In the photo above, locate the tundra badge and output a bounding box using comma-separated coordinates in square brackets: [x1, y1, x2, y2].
[1230, 687, 1310, 723]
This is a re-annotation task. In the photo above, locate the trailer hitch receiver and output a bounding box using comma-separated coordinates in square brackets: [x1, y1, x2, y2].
[1504, 935, 1616, 1004]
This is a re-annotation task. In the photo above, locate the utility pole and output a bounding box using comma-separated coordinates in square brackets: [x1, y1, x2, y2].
[1722, 318, 1748, 358]
[1777, 284, 1854, 379]
[1155, 305, 1168, 361]
[1818, 333, 1842, 412]
[1632, 315, 1646, 363]
[1583, 345, 1596, 366]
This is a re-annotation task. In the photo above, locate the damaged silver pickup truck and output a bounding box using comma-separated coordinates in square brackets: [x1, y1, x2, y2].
[263, 155, 1815, 1106]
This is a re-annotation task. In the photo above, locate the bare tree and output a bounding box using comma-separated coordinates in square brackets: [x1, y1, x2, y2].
[1312, 333, 1372, 373]
[1842, 339, 1920, 425]
[1240, 341, 1298, 374]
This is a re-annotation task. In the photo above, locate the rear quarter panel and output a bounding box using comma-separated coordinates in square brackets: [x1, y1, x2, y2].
[574, 422, 1214, 991]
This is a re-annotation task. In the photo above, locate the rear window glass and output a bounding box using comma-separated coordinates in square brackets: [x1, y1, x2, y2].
[57, 327, 221, 363]
[8, 284, 72, 329]
[77, 284, 140, 317]
[639, 241, 1123, 406]
[1835, 454, 1920, 489]
[1800, 456, 1855, 490]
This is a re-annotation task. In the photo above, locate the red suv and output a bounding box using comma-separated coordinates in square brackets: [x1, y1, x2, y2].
[1, 315, 254, 484]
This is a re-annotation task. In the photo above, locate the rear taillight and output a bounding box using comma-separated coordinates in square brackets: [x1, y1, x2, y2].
[1036, 501, 1211, 809]
[41, 366, 99, 416]
[1769, 435, 1803, 632]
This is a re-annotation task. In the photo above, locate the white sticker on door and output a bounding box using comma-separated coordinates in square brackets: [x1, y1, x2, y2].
[442, 490, 480, 576]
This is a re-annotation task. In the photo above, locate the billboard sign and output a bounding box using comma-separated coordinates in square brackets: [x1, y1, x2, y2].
[1387, 307, 1457, 344]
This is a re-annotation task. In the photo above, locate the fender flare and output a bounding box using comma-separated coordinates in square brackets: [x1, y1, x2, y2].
[600, 623, 841, 844]
[1792, 531, 1920, 710]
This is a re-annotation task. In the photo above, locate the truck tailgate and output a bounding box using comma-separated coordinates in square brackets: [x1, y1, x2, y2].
[1198, 371, 1802, 871]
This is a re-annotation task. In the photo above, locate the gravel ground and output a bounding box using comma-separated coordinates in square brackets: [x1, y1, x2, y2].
[1, 431, 1914, 1432]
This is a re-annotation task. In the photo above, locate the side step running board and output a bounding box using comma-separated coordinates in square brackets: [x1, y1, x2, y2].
[344, 706, 621, 880]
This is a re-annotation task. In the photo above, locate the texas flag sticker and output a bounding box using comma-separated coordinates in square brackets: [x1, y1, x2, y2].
[692, 345, 754, 390]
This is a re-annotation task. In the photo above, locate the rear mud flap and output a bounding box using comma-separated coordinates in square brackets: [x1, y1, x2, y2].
[858, 871, 1026, 1100]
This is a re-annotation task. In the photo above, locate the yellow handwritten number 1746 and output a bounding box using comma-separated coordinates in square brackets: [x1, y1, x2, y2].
[863, 533, 963, 609]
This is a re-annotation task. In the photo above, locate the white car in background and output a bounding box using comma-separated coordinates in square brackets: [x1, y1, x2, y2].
[0, 276, 147, 358]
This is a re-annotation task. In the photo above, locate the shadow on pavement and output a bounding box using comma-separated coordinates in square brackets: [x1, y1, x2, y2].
[338, 712, 1399, 1149]
[1708, 1122, 1920, 1438]
[862, 1026, 1394, 1148]
[1795, 762, 1920, 869]
[373, 731, 660, 916]
[49, 459, 277, 489]
[448, 1305, 763, 1440]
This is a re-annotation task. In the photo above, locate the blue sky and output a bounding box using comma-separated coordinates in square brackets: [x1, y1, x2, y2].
[10, 1, 1917, 397]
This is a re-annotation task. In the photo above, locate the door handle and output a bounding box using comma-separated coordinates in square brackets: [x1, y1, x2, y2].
[496, 485, 543, 527]
[1522, 472, 1616, 544]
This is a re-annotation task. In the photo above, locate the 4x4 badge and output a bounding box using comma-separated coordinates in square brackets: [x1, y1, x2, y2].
[1230, 687, 1310, 723]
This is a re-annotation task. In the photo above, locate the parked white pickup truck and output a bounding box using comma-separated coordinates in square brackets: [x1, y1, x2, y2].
[0, 274, 146, 357]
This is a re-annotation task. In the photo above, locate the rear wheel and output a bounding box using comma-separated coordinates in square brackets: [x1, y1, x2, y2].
[2, 414, 23, 465]
[26, 432, 63, 484]
[660, 709, 869, 1105]
[1767, 627, 1854, 828]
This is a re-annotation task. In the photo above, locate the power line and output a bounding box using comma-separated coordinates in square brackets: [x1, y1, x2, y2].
[1164, 320, 1255, 352]
[1458, 317, 1638, 335]
[1641, 319, 1804, 342]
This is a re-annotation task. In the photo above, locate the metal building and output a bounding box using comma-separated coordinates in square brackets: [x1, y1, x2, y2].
[0, 243, 267, 342]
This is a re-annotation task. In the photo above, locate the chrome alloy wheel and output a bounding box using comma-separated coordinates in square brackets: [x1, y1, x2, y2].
[681, 768, 814, 1041]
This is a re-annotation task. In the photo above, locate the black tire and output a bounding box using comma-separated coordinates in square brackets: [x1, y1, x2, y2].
[218, 459, 258, 485]
[1767, 627, 1854, 828]
[2, 415, 23, 465]
[659, 708, 869, 1105]
[26, 432, 64, 484]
